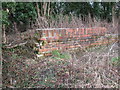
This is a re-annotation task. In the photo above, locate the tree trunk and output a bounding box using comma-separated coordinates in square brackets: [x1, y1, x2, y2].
[118, 11, 120, 35]
[112, 5, 115, 27]
[2, 25, 6, 44]
[36, 2, 49, 28]
[14, 22, 17, 32]
[36, 2, 41, 28]
[47, 2, 51, 17]
[43, 2, 47, 16]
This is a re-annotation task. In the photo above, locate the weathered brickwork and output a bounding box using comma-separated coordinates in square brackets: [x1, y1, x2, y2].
[36, 27, 109, 55]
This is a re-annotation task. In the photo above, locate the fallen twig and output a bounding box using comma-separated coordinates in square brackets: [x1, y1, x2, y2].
[4, 41, 28, 49]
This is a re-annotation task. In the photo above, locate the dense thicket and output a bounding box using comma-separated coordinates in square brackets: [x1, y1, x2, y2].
[1, 2, 119, 33]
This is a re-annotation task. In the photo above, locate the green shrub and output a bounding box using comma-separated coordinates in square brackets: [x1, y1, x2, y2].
[111, 56, 120, 66]
[51, 50, 70, 60]
[52, 50, 61, 57]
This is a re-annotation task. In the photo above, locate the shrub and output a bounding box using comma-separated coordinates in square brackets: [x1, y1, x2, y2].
[51, 50, 70, 60]
[111, 56, 120, 66]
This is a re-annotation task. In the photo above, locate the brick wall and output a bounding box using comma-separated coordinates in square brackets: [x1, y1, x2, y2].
[36, 27, 107, 54]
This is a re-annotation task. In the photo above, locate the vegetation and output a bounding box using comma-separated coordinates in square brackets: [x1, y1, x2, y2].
[111, 56, 120, 66]
[2, 40, 119, 88]
[1, 2, 120, 33]
[51, 50, 71, 60]
[2, 1, 120, 88]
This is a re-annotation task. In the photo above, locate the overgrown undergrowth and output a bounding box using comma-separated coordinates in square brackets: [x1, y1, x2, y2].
[2, 40, 120, 88]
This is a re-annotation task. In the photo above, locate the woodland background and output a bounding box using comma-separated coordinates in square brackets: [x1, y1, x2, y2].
[1, 2, 120, 88]
[2, 2, 120, 34]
